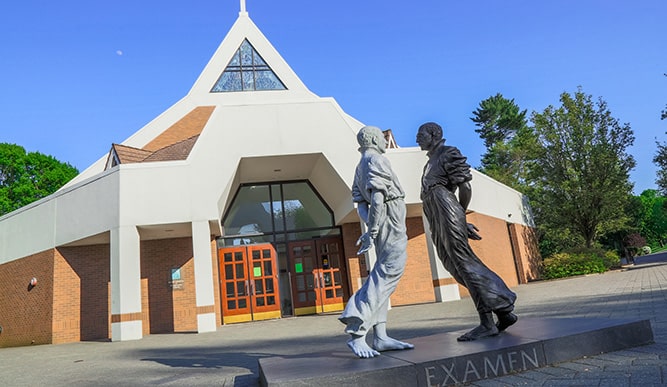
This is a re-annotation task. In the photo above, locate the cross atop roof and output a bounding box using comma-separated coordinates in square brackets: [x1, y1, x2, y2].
[240, 0, 247, 15]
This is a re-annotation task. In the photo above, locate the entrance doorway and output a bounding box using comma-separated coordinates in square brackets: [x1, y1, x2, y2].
[219, 180, 349, 322]
[288, 237, 346, 316]
[218, 244, 281, 324]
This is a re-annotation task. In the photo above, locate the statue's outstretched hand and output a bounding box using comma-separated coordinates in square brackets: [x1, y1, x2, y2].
[356, 232, 374, 255]
[467, 223, 482, 240]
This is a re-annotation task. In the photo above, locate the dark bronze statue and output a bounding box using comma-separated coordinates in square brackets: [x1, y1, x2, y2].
[416, 122, 517, 341]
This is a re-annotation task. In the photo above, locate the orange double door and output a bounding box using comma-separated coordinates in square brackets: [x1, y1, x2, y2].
[287, 237, 346, 316]
[218, 244, 281, 324]
[218, 238, 346, 324]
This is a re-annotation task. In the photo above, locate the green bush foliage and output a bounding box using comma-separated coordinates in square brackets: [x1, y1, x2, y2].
[641, 246, 652, 255]
[603, 250, 621, 268]
[542, 248, 618, 280]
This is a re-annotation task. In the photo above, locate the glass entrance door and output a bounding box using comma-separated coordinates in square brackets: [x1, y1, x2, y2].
[288, 237, 346, 316]
[218, 244, 281, 324]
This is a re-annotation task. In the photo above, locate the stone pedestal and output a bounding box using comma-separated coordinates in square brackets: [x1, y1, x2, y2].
[259, 318, 653, 386]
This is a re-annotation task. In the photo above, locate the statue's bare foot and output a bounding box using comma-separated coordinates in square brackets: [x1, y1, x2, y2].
[457, 324, 499, 342]
[496, 312, 518, 332]
[373, 336, 415, 352]
[347, 336, 381, 358]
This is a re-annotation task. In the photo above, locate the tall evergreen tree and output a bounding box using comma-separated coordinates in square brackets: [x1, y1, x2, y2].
[530, 88, 636, 248]
[655, 74, 667, 194]
[0, 143, 79, 216]
[471, 93, 536, 191]
[655, 142, 667, 195]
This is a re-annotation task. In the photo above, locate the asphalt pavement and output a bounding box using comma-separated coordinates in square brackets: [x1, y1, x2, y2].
[1, 252, 666, 386]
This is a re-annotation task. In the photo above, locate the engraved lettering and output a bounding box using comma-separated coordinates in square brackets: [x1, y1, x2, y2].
[521, 348, 540, 369]
[425, 366, 438, 387]
[463, 360, 481, 382]
[440, 363, 458, 384]
[507, 351, 519, 371]
[425, 347, 541, 385]
[484, 355, 507, 377]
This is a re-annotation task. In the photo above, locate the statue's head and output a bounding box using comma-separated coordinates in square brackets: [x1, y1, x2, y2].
[357, 126, 386, 153]
[418, 122, 443, 140]
[416, 122, 444, 151]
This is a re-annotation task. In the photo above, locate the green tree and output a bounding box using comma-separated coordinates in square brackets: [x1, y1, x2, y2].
[471, 93, 537, 191]
[529, 88, 636, 248]
[656, 142, 667, 195]
[471, 93, 528, 148]
[654, 73, 667, 195]
[0, 143, 79, 216]
[635, 189, 667, 248]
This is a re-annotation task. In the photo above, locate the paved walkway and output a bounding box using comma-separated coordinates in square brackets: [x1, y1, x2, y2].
[1, 253, 667, 386]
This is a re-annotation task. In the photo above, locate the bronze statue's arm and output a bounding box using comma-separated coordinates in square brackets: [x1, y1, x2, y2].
[458, 181, 472, 211]
[458, 182, 482, 240]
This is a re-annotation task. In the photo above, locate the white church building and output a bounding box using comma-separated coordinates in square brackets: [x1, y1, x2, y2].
[0, 4, 540, 347]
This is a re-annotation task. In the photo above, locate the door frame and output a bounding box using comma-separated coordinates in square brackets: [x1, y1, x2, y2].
[218, 243, 281, 324]
[287, 236, 347, 316]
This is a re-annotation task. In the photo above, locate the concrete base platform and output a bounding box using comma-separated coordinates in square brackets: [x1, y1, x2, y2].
[259, 318, 653, 386]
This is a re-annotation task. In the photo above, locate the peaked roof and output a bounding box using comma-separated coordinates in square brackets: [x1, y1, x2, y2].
[143, 106, 214, 151]
[110, 144, 152, 164]
[65, 11, 331, 188]
[102, 105, 214, 170]
[106, 134, 201, 169]
[144, 135, 200, 162]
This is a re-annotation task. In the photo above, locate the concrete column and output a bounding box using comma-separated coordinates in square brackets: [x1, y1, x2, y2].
[422, 214, 461, 302]
[110, 226, 143, 341]
[192, 221, 217, 333]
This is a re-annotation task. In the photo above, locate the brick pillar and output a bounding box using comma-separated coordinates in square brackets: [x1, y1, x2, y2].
[422, 214, 461, 302]
[192, 221, 216, 333]
[110, 226, 143, 341]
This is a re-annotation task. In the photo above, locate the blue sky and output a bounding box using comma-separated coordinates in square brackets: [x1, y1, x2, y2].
[1, 1, 665, 194]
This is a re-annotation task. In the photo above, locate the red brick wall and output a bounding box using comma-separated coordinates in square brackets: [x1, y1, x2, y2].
[509, 223, 542, 282]
[55, 245, 110, 343]
[341, 223, 364, 293]
[140, 237, 197, 333]
[453, 212, 519, 297]
[0, 250, 55, 347]
[52, 250, 80, 343]
[341, 217, 435, 306]
[392, 217, 435, 306]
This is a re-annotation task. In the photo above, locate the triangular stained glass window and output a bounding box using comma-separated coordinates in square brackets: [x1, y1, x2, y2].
[211, 39, 286, 92]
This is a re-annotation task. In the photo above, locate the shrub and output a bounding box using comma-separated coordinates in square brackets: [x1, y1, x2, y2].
[603, 250, 621, 269]
[624, 233, 647, 257]
[641, 246, 652, 255]
[542, 251, 608, 280]
[566, 247, 620, 269]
